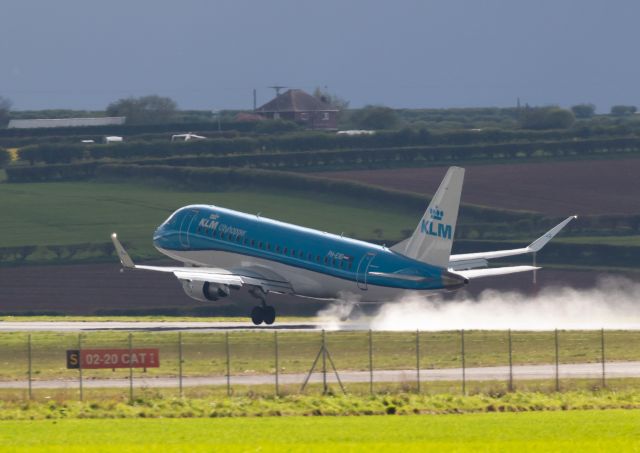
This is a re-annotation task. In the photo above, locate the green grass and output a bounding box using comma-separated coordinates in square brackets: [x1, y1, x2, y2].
[0, 409, 638, 451]
[0, 330, 637, 382]
[0, 181, 415, 259]
[3, 390, 640, 418]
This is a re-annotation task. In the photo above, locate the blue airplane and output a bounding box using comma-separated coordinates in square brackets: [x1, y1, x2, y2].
[111, 167, 576, 325]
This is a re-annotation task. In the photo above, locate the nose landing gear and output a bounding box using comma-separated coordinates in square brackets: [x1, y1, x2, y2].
[249, 288, 276, 326]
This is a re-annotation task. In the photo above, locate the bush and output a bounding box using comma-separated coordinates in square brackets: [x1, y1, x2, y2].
[0, 147, 10, 168]
[132, 137, 640, 170]
[571, 104, 596, 119]
[610, 105, 637, 116]
[520, 107, 575, 130]
[5, 162, 100, 182]
[349, 105, 401, 130]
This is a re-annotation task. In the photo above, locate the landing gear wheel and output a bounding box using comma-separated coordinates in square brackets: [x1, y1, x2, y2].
[251, 306, 264, 325]
[263, 306, 276, 325]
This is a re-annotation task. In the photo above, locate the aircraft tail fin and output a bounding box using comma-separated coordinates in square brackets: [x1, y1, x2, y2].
[390, 166, 465, 268]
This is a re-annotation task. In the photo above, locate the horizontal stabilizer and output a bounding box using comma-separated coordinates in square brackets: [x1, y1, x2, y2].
[453, 265, 540, 280]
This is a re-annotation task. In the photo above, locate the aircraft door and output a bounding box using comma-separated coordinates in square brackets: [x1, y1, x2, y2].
[356, 252, 376, 290]
[179, 209, 199, 248]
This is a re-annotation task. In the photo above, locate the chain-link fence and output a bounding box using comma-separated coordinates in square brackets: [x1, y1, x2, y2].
[0, 329, 639, 401]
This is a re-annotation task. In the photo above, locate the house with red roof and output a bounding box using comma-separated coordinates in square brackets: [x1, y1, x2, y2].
[255, 89, 338, 130]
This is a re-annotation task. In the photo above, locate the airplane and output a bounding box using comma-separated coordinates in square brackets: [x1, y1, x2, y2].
[111, 166, 576, 325]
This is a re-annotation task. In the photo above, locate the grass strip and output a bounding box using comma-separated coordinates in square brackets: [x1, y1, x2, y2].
[1, 391, 640, 420]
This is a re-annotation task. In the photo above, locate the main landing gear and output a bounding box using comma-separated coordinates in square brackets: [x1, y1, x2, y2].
[251, 303, 276, 325]
[249, 288, 276, 325]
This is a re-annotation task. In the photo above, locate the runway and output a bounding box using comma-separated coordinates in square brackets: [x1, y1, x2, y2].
[0, 321, 324, 332]
[0, 361, 638, 390]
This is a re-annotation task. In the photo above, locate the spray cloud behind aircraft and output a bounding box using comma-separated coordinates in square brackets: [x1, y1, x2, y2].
[319, 276, 640, 331]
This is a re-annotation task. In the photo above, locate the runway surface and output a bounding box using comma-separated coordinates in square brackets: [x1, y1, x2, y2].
[1, 361, 638, 389]
[0, 321, 324, 332]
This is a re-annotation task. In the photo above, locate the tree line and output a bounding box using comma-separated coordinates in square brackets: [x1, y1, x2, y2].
[15, 127, 640, 166]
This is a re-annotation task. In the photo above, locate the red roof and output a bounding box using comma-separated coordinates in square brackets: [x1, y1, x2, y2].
[256, 89, 338, 113]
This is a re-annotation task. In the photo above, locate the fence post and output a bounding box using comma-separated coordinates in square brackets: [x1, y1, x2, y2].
[554, 329, 560, 392]
[274, 331, 279, 397]
[225, 332, 231, 397]
[78, 333, 83, 402]
[322, 329, 327, 395]
[508, 329, 513, 392]
[178, 332, 183, 397]
[461, 329, 466, 396]
[128, 333, 134, 403]
[368, 329, 373, 396]
[601, 328, 606, 389]
[416, 329, 421, 394]
[27, 334, 32, 401]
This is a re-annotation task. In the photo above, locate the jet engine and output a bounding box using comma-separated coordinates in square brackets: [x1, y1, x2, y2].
[180, 280, 230, 302]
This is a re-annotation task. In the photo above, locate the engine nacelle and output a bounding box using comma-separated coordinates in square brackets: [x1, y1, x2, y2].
[180, 280, 230, 302]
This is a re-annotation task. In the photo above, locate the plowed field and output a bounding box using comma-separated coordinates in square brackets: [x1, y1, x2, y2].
[0, 262, 617, 315]
[321, 159, 640, 216]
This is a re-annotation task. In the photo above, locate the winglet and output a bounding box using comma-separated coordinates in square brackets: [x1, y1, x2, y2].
[111, 233, 135, 268]
[528, 215, 577, 252]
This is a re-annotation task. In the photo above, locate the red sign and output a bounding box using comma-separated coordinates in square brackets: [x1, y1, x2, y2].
[67, 348, 160, 369]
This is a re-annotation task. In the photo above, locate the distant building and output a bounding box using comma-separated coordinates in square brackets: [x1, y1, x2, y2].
[255, 89, 338, 130]
[234, 112, 265, 122]
[7, 117, 126, 129]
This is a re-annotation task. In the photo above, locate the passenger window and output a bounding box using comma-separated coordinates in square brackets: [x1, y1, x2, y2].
[316, 256, 320, 262]
[251, 240, 255, 246]
[307, 253, 312, 260]
[259, 241, 263, 249]
[276, 246, 281, 253]
[324, 257, 328, 264]
[291, 249, 295, 256]
[266, 243, 271, 250]
[299, 251, 304, 258]
[283, 247, 288, 254]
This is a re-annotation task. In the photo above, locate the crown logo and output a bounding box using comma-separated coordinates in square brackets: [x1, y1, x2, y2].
[429, 207, 444, 221]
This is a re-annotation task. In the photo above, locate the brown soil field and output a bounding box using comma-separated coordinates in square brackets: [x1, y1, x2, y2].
[0, 262, 628, 316]
[321, 158, 640, 216]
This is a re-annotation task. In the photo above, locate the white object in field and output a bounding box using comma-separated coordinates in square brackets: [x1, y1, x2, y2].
[171, 133, 206, 142]
[104, 136, 123, 144]
[336, 130, 375, 136]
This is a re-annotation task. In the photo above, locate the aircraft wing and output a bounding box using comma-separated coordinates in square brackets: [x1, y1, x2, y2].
[111, 233, 293, 294]
[449, 215, 577, 270]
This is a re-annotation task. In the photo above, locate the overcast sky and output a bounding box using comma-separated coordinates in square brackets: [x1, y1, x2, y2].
[1, 0, 638, 112]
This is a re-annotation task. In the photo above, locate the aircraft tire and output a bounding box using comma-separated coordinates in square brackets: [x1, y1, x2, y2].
[251, 306, 264, 325]
[263, 306, 276, 325]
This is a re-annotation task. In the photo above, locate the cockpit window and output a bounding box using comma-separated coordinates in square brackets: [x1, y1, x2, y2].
[162, 211, 180, 228]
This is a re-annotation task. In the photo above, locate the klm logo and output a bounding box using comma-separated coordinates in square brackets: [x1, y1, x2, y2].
[428, 207, 444, 221]
[421, 206, 452, 239]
